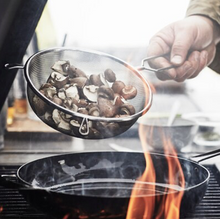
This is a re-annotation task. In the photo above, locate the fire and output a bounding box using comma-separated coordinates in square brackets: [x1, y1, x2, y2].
[126, 121, 185, 219]
[0, 206, 3, 213]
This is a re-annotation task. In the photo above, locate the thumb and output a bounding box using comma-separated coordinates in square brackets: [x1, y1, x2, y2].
[171, 32, 194, 65]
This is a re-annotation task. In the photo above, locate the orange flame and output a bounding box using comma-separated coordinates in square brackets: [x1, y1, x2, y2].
[0, 206, 3, 213]
[126, 120, 185, 219]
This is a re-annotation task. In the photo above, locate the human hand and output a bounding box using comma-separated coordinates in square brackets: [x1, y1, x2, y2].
[147, 15, 220, 81]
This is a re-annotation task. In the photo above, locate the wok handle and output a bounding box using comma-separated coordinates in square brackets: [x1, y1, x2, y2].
[191, 148, 220, 163]
[136, 53, 175, 72]
[0, 173, 25, 189]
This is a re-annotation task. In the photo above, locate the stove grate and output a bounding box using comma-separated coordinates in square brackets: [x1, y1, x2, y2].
[0, 165, 220, 219]
[181, 166, 220, 219]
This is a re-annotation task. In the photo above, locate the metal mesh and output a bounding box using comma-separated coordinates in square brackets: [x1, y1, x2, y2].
[27, 48, 151, 113]
[24, 48, 152, 138]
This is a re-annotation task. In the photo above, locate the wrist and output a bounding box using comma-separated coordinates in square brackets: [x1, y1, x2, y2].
[190, 15, 220, 44]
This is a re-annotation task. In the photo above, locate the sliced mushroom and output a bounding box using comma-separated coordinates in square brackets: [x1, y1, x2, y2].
[40, 84, 57, 100]
[70, 119, 81, 135]
[58, 119, 71, 131]
[60, 111, 72, 122]
[63, 98, 78, 112]
[83, 85, 99, 102]
[47, 71, 69, 89]
[121, 85, 137, 100]
[65, 85, 79, 100]
[44, 111, 54, 125]
[104, 69, 116, 83]
[52, 109, 62, 125]
[51, 60, 70, 75]
[52, 109, 71, 131]
[58, 88, 66, 100]
[98, 85, 114, 100]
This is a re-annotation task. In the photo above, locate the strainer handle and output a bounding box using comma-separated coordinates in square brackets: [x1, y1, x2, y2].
[4, 63, 24, 70]
[136, 53, 175, 72]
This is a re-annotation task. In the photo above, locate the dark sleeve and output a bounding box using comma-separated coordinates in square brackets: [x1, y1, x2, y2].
[209, 42, 220, 73]
[186, 0, 220, 73]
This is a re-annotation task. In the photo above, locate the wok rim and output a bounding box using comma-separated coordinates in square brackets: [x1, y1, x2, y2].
[24, 47, 153, 123]
[16, 151, 210, 197]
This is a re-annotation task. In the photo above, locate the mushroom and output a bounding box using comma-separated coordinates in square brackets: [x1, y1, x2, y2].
[70, 119, 85, 135]
[33, 93, 47, 116]
[83, 85, 99, 102]
[58, 85, 79, 101]
[98, 97, 118, 117]
[40, 83, 57, 100]
[70, 119, 81, 129]
[44, 111, 54, 125]
[69, 77, 88, 89]
[58, 119, 71, 131]
[119, 103, 135, 116]
[68, 65, 87, 78]
[121, 85, 137, 100]
[89, 127, 101, 138]
[51, 60, 70, 75]
[52, 109, 71, 131]
[99, 73, 109, 87]
[58, 88, 66, 100]
[39, 83, 57, 100]
[104, 69, 116, 83]
[113, 93, 126, 106]
[97, 85, 114, 100]
[88, 105, 100, 117]
[60, 111, 72, 122]
[77, 108, 89, 115]
[94, 121, 119, 137]
[76, 99, 88, 108]
[52, 95, 63, 106]
[105, 122, 120, 137]
[112, 81, 125, 94]
[63, 98, 78, 112]
[89, 74, 104, 86]
[47, 71, 69, 89]
[52, 109, 62, 125]
[65, 85, 79, 100]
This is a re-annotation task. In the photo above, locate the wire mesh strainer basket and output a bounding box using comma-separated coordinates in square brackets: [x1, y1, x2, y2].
[6, 48, 153, 139]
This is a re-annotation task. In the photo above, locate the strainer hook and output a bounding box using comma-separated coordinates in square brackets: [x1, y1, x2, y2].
[79, 117, 90, 136]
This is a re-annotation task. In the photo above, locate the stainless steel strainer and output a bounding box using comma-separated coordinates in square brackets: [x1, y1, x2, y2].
[6, 47, 153, 139]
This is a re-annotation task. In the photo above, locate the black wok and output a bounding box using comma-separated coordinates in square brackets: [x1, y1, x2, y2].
[0, 151, 210, 219]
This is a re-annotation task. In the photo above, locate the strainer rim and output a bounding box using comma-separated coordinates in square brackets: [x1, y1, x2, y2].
[24, 47, 153, 122]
